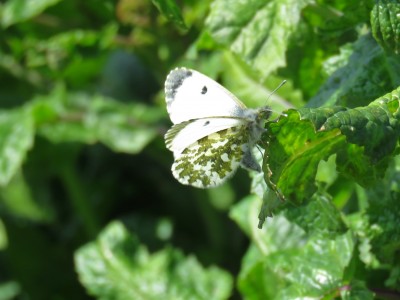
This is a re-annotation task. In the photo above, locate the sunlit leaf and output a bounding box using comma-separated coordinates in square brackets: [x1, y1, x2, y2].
[0, 108, 34, 186]
[1, 0, 62, 27]
[231, 196, 363, 299]
[206, 0, 312, 78]
[264, 87, 400, 203]
[0, 281, 20, 300]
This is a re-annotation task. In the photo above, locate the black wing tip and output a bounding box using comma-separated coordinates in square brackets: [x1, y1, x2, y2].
[165, 68, 193, 101]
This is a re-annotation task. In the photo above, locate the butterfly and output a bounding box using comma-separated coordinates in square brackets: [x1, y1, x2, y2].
[164, 68, 272, 188]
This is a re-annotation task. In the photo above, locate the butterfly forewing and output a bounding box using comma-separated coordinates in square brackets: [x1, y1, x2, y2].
[165, 68, 247, 124]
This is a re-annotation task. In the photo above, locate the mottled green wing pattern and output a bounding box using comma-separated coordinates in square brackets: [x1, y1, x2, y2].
[172, 126, 251, 188]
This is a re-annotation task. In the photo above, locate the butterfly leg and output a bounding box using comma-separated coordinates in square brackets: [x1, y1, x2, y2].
[241, 149, 261, 172]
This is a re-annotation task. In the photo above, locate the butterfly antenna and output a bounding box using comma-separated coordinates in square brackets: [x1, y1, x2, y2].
[266, 80, 287, 103]
[264, 80, 288, 118]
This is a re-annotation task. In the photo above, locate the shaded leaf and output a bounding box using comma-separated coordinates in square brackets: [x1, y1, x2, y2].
[308, 34, 400, 107]
[0, 171, 53, 222]
[0, 219, 7, 250]
[152, 0, 187, 30]
[303, 1, 373, 32]
[25, 29, 109, 68]
[344, 155, 400, 273]
[32, 86, 163, 154]
[75, 221, 233, 300]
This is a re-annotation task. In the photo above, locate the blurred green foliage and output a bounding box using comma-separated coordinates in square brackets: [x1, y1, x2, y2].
[0, 0, 399, 299]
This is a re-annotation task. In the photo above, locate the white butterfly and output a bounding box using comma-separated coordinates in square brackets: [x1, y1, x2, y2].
[164, 68, 271, 188]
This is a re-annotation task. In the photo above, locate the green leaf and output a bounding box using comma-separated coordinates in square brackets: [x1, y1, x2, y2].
[75, 221, 233, 300]
[32, 86, 163, 154]
[1, 0, 62, 28]
[0, 108, 34, 186]
[264, 107, 346, 203]
[0, 219, 7, 250]
[371, 0, 400, 54]
[230, 196, 307, 254]
[26, 27, 116, 65]
[344, 212, 381, 268]
[152, 0, 187, 31]
[386, 265, 400, 291]
[0, 281, 21, 300]
[231, 197, 360, 299]
[308, 34, 400, 107]
[0, 171, 53, 222]
[264, 87, 400, 203]
[344, 155, 400, 272]
[220, 53, 301, 112]
[303, 1, 373, 32]
[283, 191, 347, 238]
[206, 0, 312, 78]
[339, 281, 375, 300]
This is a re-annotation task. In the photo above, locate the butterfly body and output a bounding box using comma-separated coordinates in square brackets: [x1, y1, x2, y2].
[165, 68, 271, 188]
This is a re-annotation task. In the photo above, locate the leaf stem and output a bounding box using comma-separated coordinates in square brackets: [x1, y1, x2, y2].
[59, 163, 100, 238]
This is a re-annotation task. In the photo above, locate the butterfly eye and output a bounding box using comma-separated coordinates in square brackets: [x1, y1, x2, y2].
[201, 86, 208, 94]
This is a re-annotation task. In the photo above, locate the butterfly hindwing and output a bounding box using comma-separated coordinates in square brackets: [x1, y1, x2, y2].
[171, 125, 252, 188]
[165, 117, 245, 156]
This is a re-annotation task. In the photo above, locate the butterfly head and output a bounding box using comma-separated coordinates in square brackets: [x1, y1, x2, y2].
[256, 106, 272, 122]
